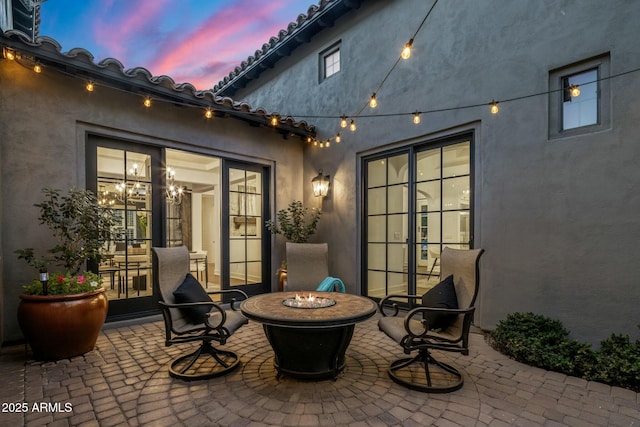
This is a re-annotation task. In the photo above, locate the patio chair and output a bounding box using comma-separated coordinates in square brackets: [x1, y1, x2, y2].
[378, 247, 484, 392]
[284, 242, 330, 291]
[152, 246, 248, 380]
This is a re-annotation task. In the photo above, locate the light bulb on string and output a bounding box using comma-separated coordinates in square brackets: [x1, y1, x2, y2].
[401, 39, 413, 60]
[340, 115, 348, 128]
[570, 85, 581, 97]
[33, 63, 42, 73]
[143, 97, 152, 108]
[307, 136, 312, 143]
[413, 111, 421, 124]
[270, 115, 279, 126]
[86, 81, 95, 92]
[4, 49, 16, 60]
[336, 133, 341, 143]
[349, 119, 357, 132]
[326, 140, 331, 148]
[314, 139, 318, 146]
[319, 141, 324, 148]
[490, 100, 499, 114]
[369, 93, 377, 108]
[204, 108, 214, 119]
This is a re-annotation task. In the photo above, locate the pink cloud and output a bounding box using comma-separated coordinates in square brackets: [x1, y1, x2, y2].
[147, 1, 293, 88]
[92, 0, 173, 61]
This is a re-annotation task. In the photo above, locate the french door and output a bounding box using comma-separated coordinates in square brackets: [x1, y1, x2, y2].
[363, 134, 473, 299]
[88, 136, 271, 320]
[222, 160, 270, 297]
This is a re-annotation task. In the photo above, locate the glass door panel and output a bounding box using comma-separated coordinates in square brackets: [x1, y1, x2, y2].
[97, 147, 153, 302]
[364, 153, 409, 298]
[224, 163, 267, 296]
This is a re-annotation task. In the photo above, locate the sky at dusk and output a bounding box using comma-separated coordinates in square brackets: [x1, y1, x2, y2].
[38, 0, 315, 90]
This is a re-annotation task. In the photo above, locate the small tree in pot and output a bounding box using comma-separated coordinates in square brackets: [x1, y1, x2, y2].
[14, 187, 115, 360]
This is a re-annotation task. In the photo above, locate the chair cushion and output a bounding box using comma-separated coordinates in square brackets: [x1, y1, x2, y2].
[173, 273, 211, 324]
[421, 275, 458, 330]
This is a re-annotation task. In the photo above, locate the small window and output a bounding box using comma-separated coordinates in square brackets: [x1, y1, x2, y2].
[549, 53, 610, 139]
[320, 42, 341, 81]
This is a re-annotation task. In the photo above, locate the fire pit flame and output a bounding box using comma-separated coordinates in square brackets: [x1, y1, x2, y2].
[282, 293, 336, 309]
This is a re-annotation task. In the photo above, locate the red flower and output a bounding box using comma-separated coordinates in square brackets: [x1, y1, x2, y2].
[77, 275, 85, 283]
[57, 275, 65, 284]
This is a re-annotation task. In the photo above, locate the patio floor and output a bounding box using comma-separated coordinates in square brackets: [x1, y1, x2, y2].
[1, 315, 638, 427]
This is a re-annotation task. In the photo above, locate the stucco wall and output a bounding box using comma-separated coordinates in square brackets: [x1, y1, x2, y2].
[0, 59, 305, 343]
[232, 0, 640, 344]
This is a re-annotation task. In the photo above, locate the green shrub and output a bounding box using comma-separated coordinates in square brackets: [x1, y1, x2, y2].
[490, 312, 639, 392]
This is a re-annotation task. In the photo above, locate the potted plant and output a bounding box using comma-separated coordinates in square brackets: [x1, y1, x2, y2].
[15, 188, 115, 360]
[265, 200, 322, 290]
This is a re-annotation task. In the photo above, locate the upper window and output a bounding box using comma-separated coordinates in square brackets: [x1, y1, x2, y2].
[549, 53, 610, 139]
[320, 42, 341, 81]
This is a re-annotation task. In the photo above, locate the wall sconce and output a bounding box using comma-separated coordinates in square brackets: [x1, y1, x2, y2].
[312, 170, 330, 198]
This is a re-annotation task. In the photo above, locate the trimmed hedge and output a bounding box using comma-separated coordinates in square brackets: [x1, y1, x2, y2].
[489, 312, 640, 392]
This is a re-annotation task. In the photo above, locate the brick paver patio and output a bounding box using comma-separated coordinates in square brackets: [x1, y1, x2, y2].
[1, 315, 638, 426]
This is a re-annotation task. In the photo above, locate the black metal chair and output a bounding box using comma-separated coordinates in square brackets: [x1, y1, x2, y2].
[378, 247, 484, 392]
[152, 246, 248, 380]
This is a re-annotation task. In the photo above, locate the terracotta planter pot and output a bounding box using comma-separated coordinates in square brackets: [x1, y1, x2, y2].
[278, 269, 287, 292]
[18, 288, 108, 360]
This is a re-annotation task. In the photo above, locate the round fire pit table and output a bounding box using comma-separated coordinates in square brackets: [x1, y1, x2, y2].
[240, 291, 378, 380]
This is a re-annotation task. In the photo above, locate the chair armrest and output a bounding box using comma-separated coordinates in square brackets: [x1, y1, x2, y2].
[378, 294, 421, 317]
[159, 300, 226, 328]
[206, 289, 249, 311]
[403, 306, 476, 338]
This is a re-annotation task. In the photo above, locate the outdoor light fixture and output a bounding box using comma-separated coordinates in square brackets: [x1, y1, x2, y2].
[143, 97, 152, 108]
[204, 108, 214, 119]
[340, 115, 348, 128]
[270, 115, 279, 126]
[86, 81, 95, 92]
[413, 111, 421, 124]
[33, 63, 42, 73]
[312, 170, 330, 198]
[490, 101, 499, 114]
[349, 119, 357, 132]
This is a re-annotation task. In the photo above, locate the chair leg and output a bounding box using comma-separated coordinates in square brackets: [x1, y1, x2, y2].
[388, 349, 463, 393]
[169, 341, 241, 381]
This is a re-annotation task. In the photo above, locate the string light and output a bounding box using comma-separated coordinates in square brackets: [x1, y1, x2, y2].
[270, 115, 279, 126]
[3, 48, 16, 60]
[143, 97, 152, 108]
[490, 100, 499, 114]
[314, 139, 318, 146]
[401, 39, 413, 60]
[85, 81, 95, 92]
[33, 63, 42, 73]
[369, 93, 377, 108]
[570, 85, 581, 97]
[340, 115, 348, 128]
[335, 133, 341, 143]
[349, 119, 357, 132]
[204, 108, 214, 119]
[326, 140, 331, 148]
[413, 111, 421, 124]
